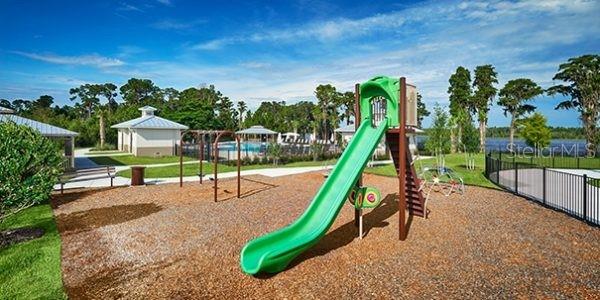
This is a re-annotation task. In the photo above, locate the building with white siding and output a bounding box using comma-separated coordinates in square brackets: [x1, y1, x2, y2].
[111, 106, 188, 156]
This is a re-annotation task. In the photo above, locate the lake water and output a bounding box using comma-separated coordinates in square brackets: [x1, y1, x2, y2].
[415, 136, 590, 156]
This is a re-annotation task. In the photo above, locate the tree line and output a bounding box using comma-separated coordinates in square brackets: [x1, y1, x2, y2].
[428, 54, 599, 156]
[0, 79, 430, 149]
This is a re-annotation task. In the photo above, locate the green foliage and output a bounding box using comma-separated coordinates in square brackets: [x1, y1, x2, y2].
[547, 54, 600, 154]
[461, 121, 480, 153]
[485, 126, 585, 139]
[498, 78, 543, 117]
[425, 104, 451, 154]
[90, 142, 116, 151]
[0, 122, 63, 221]
[448, 66, 473, 124]
[366, 153, 496, 188]
[237, 101, 247, 129]
[338, 91, 355, 126]
[266, 142, 283, 165]
[315, 84, 339, 140]
[69, 83, 103, 118]
[244, 101, 319, 134]
[416, 92, 430, 128]
[498, 78, 543, 146]
[472, 65, 498, 121]
[519, 112, 551, 150]
[119, 78, 161, 105]
[472, 64, 498, 151]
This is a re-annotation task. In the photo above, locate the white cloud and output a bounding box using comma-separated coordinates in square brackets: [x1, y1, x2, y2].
[152, 19, 206, 30]
[117, 2, 143, 12]
[13, 51, 125, 68]
[156, 0, 172, 6]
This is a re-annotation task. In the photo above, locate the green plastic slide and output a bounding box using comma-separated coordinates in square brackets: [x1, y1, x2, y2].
[240, 117, 389, 274]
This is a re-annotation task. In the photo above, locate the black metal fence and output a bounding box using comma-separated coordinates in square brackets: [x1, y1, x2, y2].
[485, 154, 599, 226]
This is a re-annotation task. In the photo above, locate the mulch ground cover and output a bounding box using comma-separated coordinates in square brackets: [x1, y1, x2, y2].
[0, 227, 45, 249]
[52, 173, 600, 299]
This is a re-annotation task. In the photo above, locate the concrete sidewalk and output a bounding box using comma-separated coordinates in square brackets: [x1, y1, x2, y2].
[54, 165, 335, 190]
[55, 160, 396, 190]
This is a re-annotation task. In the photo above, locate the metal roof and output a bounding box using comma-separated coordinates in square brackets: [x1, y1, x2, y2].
[0, 106, 15, 114]
[334, 124, 355, 133]
[139, 105, 157, 112]
[111, 115, 188, 130]
[0, 113, 78, 137]
[236, 125, 278, 135]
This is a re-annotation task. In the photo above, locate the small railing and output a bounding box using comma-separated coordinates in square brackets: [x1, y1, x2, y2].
[485, 153, 599, 226]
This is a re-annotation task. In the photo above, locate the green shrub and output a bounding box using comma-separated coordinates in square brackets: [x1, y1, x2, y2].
[0, 122, 63, 222]
[90, 142, 116, 151]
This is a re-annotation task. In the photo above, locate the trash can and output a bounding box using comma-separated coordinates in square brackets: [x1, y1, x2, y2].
[131, 166, 146, 186]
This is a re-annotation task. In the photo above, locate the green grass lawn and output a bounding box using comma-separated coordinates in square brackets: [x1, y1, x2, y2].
[365, 153, 497, 189]
[488, 152, 600, 169]
[89, 154, 193, 166]
[116, 159, 338, 178]
[0, 205, 66, 299]
[86, 150, 126, 155]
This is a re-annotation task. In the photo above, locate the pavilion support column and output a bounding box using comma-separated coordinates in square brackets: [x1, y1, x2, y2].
[70, 137, 75, 169]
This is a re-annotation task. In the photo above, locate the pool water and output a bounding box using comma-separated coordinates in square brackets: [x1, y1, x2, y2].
[218, 141, 265, 153]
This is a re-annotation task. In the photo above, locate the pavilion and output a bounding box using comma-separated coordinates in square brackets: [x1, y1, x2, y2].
[0, 106, 78, 168]
[236, 125, 278, 143]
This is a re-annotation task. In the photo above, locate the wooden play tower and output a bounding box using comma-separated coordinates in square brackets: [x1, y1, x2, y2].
[354, 77, 426, 240]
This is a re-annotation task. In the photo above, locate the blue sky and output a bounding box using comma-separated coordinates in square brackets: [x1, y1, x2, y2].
[0, 0, 599, 127]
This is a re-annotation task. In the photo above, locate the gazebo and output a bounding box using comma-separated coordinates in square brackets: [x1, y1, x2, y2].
[236, 125, 278, 143]
[0, 106, 78, 168]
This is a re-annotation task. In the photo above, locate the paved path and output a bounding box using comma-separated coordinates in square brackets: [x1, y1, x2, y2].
[74, 148, 100, 169]
[54, 165, 335, 190]
[56, 156, 395, 190]
[494, 168, 600, 224]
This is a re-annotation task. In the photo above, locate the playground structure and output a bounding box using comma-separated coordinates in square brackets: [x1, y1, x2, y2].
[419, 166, 465, 201]
[240, 76, 426, 275]
[179, 130, 241, 202]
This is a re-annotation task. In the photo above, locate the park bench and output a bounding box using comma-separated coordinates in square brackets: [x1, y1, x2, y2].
[58, 166, 116, 194]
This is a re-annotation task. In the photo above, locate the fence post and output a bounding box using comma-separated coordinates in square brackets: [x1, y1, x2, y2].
[497, 157, 501, 184]
[542, 167, 546, 205]
[583, 174, 587, 221]
[514, 162, 518, 193]
[552, 155, 555, 168]
[577, 156, 580, 169]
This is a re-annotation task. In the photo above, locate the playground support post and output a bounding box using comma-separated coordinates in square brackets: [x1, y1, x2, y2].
[398, 77, 407, 241]
[237, 137, 241, 198]
[199, 134, 204, 184]
[354, 83, 362, 229]
[213, 131, 242, 202]
[179, 130, 185, 187]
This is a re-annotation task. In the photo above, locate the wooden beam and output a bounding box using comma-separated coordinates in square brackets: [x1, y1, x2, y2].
[399, 77, 407, 241]
[354, 83, 361, 228]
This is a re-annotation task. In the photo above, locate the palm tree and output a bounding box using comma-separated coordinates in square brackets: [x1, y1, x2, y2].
[338, 91, 355, 125]
[97, 105, 108, 149]
[315, 84, 337, 140]
[237, 101, 247, 130]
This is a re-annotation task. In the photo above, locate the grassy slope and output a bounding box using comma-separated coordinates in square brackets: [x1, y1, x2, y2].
[116, 159, 338, 178]
[89, 155, 193, 166]
[0, 205, 66, 299]
[491, 153, 600, 169]
[365, 153, 497, 189]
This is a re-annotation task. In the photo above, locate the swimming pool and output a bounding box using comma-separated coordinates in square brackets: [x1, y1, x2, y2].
[218, 141, 266, 153]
